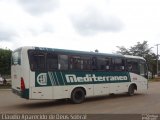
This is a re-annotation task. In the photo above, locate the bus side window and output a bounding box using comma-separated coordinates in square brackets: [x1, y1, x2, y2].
[81, 57, 91, 70]
[29, 51, 45, 71]
[92, 57, 97, 70]
[47, 53, 58, 71]
[126, 59, 139, 74]
[59, 55, 68, 70]
[97, 57, 106, 70]
[69, 56, 81, 70]
[105, 57, 112, 70]
[113, 58, 125, 71]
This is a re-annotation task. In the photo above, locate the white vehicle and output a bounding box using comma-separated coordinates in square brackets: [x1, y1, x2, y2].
[0, 77, 4, 85]
[11, 47, 148, 103]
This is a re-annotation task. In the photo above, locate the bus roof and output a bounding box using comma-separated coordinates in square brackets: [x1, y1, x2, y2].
[14, 46, 145, 60]
[34, 47, 125, 58]
[15, 46, 124, 58]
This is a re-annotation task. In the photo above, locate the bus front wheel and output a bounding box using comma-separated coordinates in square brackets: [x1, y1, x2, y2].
[71, 88, 85, 104]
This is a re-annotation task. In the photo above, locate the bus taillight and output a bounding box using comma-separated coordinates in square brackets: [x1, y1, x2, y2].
[21, 77, 25, 91]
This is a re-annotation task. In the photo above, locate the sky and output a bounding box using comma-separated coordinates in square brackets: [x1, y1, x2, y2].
[0, 0, 160, 54]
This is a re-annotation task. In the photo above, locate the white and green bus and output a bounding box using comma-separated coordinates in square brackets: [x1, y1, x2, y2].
[11, 46, 148, 103]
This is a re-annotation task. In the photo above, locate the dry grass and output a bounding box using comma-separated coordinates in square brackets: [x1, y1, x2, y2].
[149, 77, 160, 82]
[0, 84, 11, 89]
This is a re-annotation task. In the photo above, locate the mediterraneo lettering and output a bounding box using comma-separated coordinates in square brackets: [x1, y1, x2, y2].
[65, 74, 128, 83]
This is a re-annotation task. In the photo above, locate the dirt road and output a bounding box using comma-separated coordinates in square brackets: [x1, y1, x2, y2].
[0, 82, 160, 114]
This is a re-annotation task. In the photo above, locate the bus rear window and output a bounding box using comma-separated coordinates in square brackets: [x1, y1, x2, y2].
[12, 49, 21, 65]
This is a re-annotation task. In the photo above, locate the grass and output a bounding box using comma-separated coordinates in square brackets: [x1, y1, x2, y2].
[0, 84, 11, 89]
[148, 77, 160, 82]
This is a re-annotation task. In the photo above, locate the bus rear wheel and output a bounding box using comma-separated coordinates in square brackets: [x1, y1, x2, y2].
[71, 88, 85, 104]
[128, 85, 135, 96]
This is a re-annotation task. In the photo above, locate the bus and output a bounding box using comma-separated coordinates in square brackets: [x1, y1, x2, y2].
[11, 46, 148, 104]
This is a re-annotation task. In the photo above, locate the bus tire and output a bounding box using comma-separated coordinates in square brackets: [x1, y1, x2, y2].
[71, 88, 85, 104]
[128, 85, 135, 96]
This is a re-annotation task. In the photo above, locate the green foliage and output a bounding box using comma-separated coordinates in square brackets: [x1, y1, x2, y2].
[117, 41, 157, 75]
[0, 48, 12, 75]
[116, 46, 131, 55]
[145, 53, 157, 75]
[117, 41, 152, 56]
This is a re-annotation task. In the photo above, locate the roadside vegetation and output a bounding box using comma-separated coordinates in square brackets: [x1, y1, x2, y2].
[0, 48, 12, 75]
[0, 84, 11, 89]
[149, 77, 160, 82]
[0, 48, 12, 89]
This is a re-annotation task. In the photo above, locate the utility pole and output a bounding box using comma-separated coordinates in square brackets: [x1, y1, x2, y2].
[155, 44, 160, 76]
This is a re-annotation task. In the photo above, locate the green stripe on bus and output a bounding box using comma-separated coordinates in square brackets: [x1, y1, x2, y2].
[35, 71, 131, 87]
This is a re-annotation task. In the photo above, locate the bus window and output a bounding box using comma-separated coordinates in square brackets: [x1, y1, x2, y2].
[29, 51, 45, 71]
[92, 57, 112, 71]
[47, 53, 58, 71]
[105, 57, 112, 70]
[81, 57, 91, 70]
[139, 60, 148, 78]
[126, 59, 139, 74]
[69, 56, 81, 70]
[97, 57, 106, 70]
[113, 58, 125, 71]
[59, 55, 68, 70]
[92, 57, 97, 70]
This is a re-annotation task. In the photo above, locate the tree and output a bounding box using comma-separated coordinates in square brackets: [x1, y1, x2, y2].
[116, 46, 131, 55]
[0, 48, 12, 75]
[117, 41, 157, 75]
[145, 53, 157, 75]
[117, 41, 152, 56]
